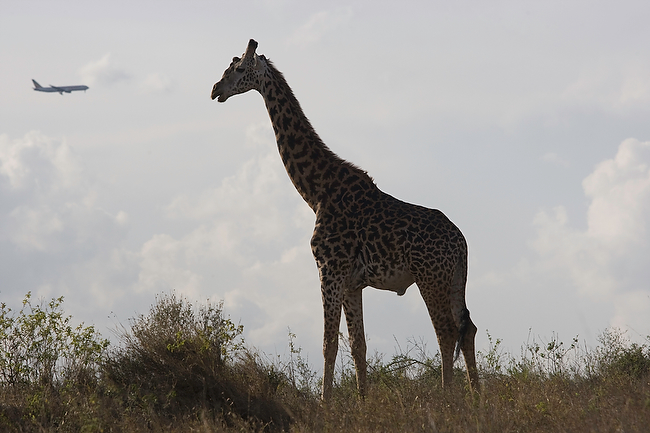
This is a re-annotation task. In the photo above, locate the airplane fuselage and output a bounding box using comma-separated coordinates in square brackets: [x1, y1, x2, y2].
[32, 79, 88, 94]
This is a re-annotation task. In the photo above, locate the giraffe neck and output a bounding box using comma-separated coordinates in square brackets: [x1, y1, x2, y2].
[258, 60, 372, 211]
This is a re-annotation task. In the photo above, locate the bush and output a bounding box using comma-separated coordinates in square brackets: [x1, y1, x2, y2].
[104, 292, 291, 430]
[0, 292, 109, 431]
[0, 292, 108, 387]
[590, 328, 650, 380]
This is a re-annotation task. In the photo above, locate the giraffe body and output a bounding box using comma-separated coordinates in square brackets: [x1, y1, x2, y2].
[211, 40, 479, 399]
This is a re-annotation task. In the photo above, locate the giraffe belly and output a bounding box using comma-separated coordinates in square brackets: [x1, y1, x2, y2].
[367, 267, 415, 296]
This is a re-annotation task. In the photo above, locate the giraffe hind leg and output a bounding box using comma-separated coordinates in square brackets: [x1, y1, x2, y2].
[456, 307, 479, 393]
[454, 307, 470, 361]
[434, 309, 459, 390]
[450, 255, 479, 392]
[419, 284, 458, 390]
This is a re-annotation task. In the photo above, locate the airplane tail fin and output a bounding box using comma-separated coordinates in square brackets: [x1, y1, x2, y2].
[32, 79, 43, 89]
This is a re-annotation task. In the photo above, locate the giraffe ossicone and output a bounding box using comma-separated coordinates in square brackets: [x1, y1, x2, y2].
[211, 39, 479, 400]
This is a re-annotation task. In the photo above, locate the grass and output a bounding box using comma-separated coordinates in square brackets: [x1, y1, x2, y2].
[1, 292, 649, 432]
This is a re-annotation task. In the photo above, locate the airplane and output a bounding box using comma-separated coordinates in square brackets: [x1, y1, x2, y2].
[32, 79, 88, 94]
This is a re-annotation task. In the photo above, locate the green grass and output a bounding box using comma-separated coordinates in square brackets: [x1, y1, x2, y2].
[1, 292, 649, 432]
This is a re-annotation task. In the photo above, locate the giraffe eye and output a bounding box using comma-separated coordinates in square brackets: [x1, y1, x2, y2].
[236, 67, 245, 73]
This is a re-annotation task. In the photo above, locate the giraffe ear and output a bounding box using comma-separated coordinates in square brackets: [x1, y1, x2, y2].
[253, 54, 264, 70]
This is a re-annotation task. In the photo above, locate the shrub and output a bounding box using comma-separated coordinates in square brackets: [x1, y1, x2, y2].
[104, 292, 291, 430]
[0, 293, 109, 431]
[0, 292, 109, 387]
[589, 328, 650, 380]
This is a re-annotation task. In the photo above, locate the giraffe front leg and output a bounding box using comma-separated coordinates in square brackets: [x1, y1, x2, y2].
[343, 287, 367, 398]
[321, 287, 342, 401]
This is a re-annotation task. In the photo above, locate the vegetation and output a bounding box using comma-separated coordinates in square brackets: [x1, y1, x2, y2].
[1, 292, 649, 432]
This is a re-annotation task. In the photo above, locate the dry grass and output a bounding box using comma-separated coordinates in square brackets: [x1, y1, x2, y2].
[1, 292, 649, 432]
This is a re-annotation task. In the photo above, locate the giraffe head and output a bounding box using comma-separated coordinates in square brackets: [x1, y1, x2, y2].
[211, 39, 266, 102]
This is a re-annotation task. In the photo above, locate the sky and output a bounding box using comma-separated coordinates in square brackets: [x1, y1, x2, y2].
[1, 0, 649, 369]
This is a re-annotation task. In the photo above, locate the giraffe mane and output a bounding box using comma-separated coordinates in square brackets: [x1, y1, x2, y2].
[264, 58, 375, 185]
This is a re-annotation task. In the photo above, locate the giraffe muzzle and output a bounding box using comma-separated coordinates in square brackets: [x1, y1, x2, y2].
[211, 82, 227, 102]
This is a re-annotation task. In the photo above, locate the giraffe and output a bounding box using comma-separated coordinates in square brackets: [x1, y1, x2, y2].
[211, 39, 479, 400]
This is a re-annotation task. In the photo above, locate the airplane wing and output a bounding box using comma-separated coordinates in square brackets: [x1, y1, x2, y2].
[50, 85, 70, 94]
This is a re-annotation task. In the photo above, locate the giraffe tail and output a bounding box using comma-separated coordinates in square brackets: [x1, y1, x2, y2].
[454, 307, 471, 362]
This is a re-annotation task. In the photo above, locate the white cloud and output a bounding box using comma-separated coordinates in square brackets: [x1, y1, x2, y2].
[618, 63, 650, 106]
[7, 205, 64, 252]
[288, 7, 353, 48]
[166, 152, 285, 222]
[583, 138, 650, 248]
[154, 142, 311, 258]
[530, 206, 618, 300]
[0, 132, 127, 252]
[140, 73, 174, 94]
[164, 124, 310, 248]
[468, 139, 650, 350]
[562, 61, 650, 111]
[79, 53, 131, 87]
[541, 152, 570, 168]
[529, 138, 650, 331]
[0, 132, 135, 319]
[136, 233, 205, 297]
[0, 131, 81, 190]
[611, 290, 650, 335]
